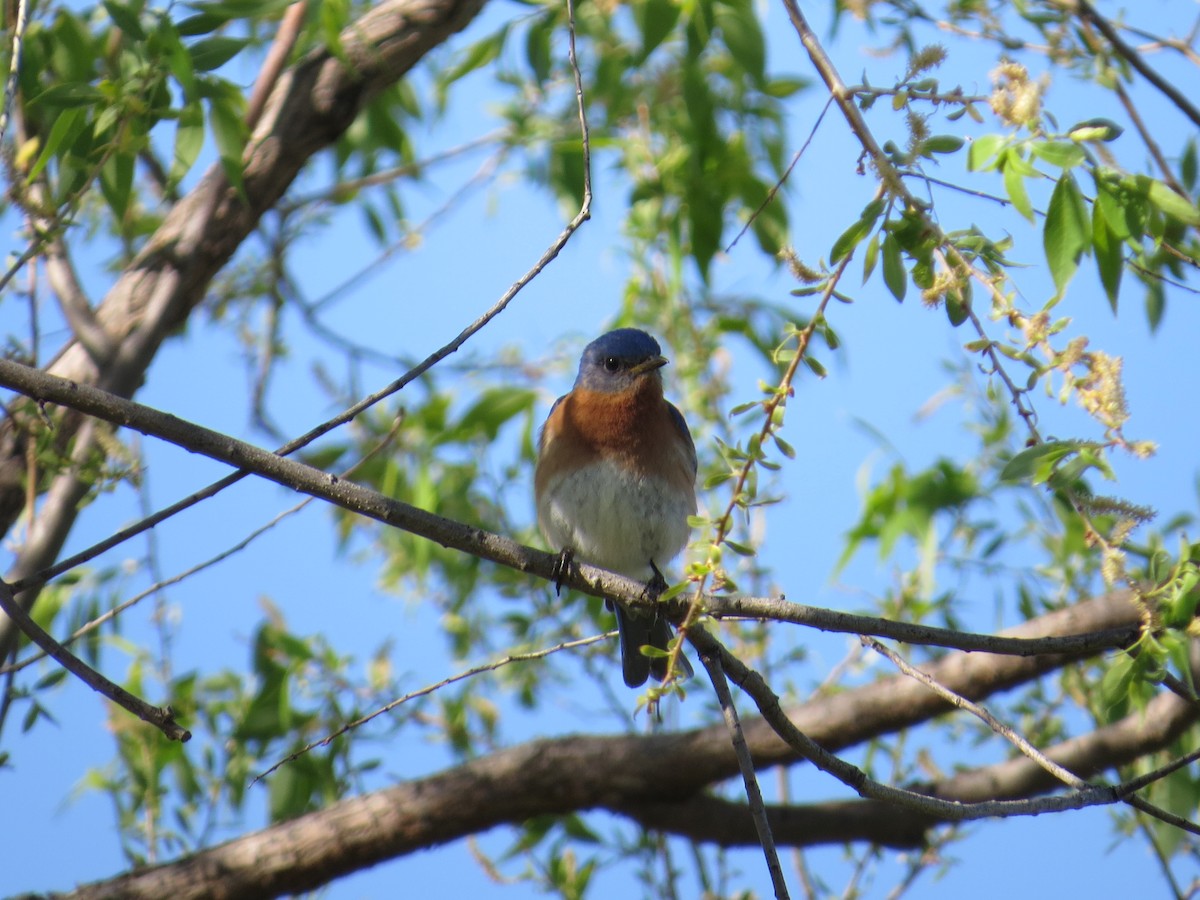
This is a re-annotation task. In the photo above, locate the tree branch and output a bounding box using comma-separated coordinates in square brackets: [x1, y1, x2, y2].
[0, 579, 190, 741]
[0, 358, 1145, 668]
[49, 599, 1183, 900]
[0, 0, 493, 651]
[1072, 0, 1200, 129]
[698, 638, 789, 899]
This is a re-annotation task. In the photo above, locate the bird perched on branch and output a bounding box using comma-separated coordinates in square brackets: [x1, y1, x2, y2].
[535, 328, 696, 687]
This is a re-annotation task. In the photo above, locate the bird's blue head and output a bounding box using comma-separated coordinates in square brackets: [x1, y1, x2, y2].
[574, 328, 668, 394]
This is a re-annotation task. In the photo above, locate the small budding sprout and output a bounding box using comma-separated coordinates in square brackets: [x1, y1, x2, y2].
[1020, 311, 1051, 346]
[1075, 351, 1130, 433]
[990, 61, 1043, 129]
[907, 44, 948, 80]
[780, 248, 822, 283]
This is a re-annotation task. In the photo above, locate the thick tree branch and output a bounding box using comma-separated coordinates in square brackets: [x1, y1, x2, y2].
[625, 683, 1198, 849]
[0, 0, 491, 652]
[49, 597, 1181, 900]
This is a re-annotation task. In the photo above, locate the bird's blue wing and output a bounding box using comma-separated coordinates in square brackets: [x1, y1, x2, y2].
[667, 402, 697, 475]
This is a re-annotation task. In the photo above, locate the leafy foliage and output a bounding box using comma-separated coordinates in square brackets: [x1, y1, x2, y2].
[2, 0, 1200, 897]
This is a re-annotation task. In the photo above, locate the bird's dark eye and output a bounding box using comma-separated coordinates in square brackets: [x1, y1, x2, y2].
[603, 357, 620, 372]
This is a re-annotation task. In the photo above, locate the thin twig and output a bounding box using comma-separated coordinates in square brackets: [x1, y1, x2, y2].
[254, 632, 611, 782]
[4, 408, 410, 676]
[715, 593, 1138, 657]
[0, 0, 30, 149]
[724, 96, 833, 254]
[862, 636, 1091, 790]
[676, 204, 875, 679]
[0, 578, 190, 741]
[1074, 0, 1200, 129]
[699, 640, 790, 900]
[690, 626, 1120, 822]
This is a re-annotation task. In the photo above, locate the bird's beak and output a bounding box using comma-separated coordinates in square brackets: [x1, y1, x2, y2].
[630, 355, 668, 376]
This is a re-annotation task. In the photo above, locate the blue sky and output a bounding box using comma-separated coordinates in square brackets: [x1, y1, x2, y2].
[3, 0, 1198, 897]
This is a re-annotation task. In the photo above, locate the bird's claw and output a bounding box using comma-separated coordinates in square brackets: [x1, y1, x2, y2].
[646, 559, 668, 598]
[552, 547, 574, 597]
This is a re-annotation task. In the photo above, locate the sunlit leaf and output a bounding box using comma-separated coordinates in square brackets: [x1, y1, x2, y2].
[830, 199, 885, 264]
[999, 440, 1084, 485]
[881, 230, 906, 302]
[189, 36, 250, 72]
[1043, 172, 1090, 294]
[1092, 198, 1122, 312]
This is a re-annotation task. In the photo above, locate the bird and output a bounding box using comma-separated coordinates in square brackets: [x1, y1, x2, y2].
[535, 328, 697, 687]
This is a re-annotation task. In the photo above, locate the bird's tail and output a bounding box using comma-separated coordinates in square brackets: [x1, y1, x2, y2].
[613, 602, 695, 688]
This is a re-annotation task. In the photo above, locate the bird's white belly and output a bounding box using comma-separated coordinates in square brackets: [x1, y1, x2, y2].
[537, 458, 693, 580]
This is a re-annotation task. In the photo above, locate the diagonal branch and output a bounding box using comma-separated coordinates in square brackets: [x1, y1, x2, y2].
[0, 579, 189, 741]
[0, 357, 1144, 666]
[0, 0, 494, 655]
[699, 638, 789, 899]
[1072, 0, 1200, 129]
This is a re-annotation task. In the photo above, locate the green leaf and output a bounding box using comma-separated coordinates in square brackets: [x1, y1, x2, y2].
[183, 0, 293, 20]
[26, 107, 86, 183]
[750, 195, 788, 256]
[1030, 140, 1086, 169]
[524, 14, 553, 84]
[1181, 138, 1198, 192]
[999, 440, 1083, 484]
[763, 77, 808, 98]
[723, 540, 756, 557]
[715, 4, 766, 87]
[320, 0, 349, 59]
[967, 134, 1003, 171]
[170, 102, 205, 186]
[1092, 198, 1122, 312]
[103, 0, 146, 40]
[1067, 118, 1123, 143]
[637, 0, 681, 59]
[158, 20, 198, 100]
[1140, 176, 1200, 226]
[1003, 153, 1034, 221]
[944, 285, 970, 327]
[176, 12, 228, 35]
[1145, 279, 1165, 332]
[1099, 652, 1137, 710]
[1043, 172, 1090, 294]
[99, 151, 134, 221]
[881, 231, 906, 302]
[862, 232, 879, 283]
[27, 82, 105, 109]
[1093, 171, 1131, 241]
[454, 388, 536, 441]
[189, 36, 250, 72]
[441, 26, 508, 89]
[921, 134, 963, 155]
[830, 199, 884, 264]
[208, 94, 248, 194]
[688, 178, 723, 280]
[50, 12, 96, 83]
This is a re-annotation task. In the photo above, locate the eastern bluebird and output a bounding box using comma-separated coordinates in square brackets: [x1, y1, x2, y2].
[535, 328, 697, 687]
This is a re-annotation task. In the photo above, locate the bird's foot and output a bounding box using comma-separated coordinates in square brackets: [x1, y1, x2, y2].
[552, 547, 575, 597]
[646, 559, 668, 598]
